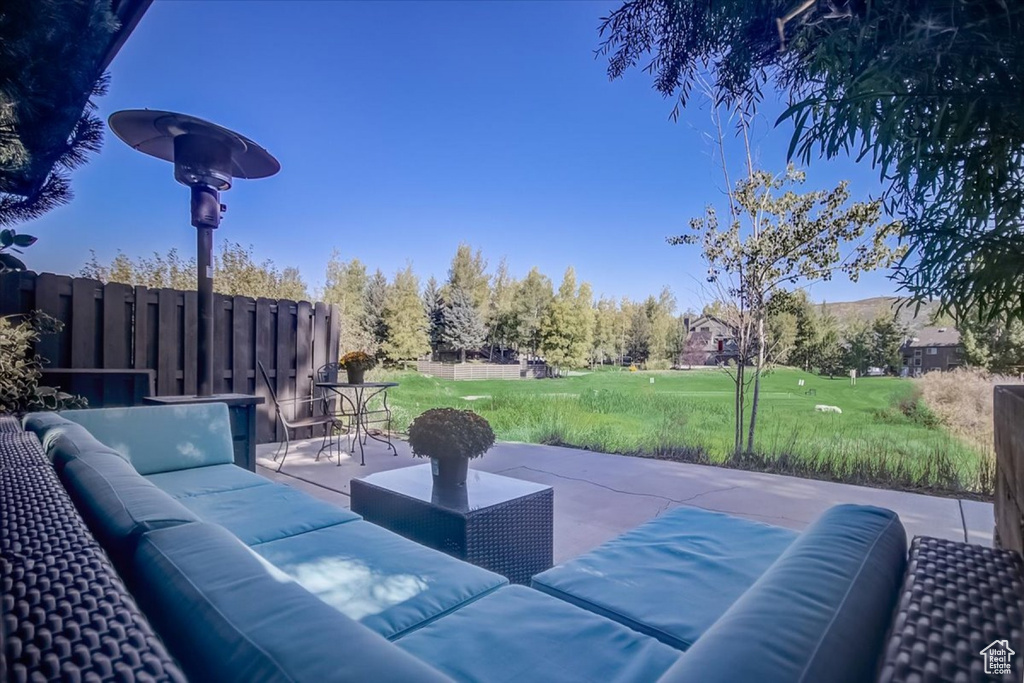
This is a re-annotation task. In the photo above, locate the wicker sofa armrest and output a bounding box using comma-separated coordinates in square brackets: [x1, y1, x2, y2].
[877, 536, 1024, 682]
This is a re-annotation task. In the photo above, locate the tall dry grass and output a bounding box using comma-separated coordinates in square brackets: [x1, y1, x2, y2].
[917, 367, 1024, 493]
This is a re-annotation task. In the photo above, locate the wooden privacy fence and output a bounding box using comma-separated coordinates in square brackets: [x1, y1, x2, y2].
[0, 271, 341, 445]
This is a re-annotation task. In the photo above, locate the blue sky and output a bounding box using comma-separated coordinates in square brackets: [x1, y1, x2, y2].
[28, 0, 898, 311]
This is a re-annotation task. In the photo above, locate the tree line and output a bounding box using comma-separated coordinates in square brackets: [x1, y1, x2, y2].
[79, 242, 692, 372]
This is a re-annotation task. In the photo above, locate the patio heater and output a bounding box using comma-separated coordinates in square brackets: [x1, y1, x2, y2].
[108, 110, 280, 396]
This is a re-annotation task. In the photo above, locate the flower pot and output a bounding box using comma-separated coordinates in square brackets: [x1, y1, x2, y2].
[346, 367, 365, 384]
[431, 456, 469, 488]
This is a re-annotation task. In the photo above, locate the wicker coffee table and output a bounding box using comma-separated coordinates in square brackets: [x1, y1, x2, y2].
[351, 464, 554, 584]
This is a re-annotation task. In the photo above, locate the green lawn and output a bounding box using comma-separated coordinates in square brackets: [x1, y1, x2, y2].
[369, 366, 988, 495]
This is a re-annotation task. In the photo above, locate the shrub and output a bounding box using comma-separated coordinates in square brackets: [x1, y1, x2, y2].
[873, 386, 940, 428]
[408, 407, 495, 460]
[0, 312, 86, 414]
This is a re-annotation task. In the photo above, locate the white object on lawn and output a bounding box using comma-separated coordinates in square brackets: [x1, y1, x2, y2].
[815, 404, 843, 414]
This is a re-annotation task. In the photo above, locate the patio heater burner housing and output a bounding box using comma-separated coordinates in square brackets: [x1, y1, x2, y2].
[108, 110, 280, 397]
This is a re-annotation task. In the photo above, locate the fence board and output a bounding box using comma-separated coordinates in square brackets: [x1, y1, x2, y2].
[183, 291, 197, 395]
[102, 282, 130, 368]
[71, 278, 99, 368]
[274, 302, 295, 442]
[214, 294, 230, 394]
[156, 289, 177, 395]
[2, 272, 339, 444]
[254, 299, 275, 443]
[133, 286, 148, 370]
[295, 301, 313, 439]
[34, 273, 63, 368]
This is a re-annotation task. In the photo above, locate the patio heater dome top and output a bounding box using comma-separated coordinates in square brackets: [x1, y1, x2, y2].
[108, 109, 280, 190]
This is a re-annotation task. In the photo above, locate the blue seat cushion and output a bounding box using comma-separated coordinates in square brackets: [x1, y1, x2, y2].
[657, 504, 907, 683]
[178, 482, 361, 545]
[59, 404, 234, 475]
[532, 505, 797, 651]
[145, 463, 271, 498]
[59, 450, 199, 570]
[252, 521, 507, 640]
[398, 585, 680, 682]
[133, 522, 451, 683]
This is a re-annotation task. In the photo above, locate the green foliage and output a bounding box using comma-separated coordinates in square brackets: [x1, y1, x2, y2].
[407, 407, 495, 461]
[874, 386, 940, 430]
[599, 0, 1024, 322]
[540, 267, 594, 372]
[422, 276, 445, 352]
[0, 1, 115, 225]
[960, 313, 1024, 374]
[323, 253, 372, 353]
[0, 312, 86, 414]
[385, 368, 987, 495]
[441, 287, 487, 362]
[363, 269, 389, 354]
[381, 265, 430, 362]
[486, 258, 518, 354]
[81, 243, 309, 300]
[0, 228, 37, 272]
[511, 267, 553, 356]
[444, 243, 490, 318]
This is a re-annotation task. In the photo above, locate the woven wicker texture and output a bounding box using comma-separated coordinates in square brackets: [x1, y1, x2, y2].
[1, 436, 186, 682]
[0, 432, 47, 471]
[352, 482, 554, 584]
[0, 415, 21, 433]
[877, 536, 1024, 682]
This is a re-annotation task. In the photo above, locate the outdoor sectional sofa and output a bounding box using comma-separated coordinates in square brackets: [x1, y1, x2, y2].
[5, 403, 1023, 682]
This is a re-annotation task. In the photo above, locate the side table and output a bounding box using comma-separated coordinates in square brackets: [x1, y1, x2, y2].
[351, 464, 554, 584]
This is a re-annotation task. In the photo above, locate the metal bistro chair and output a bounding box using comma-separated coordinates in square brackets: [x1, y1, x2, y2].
[257, 361, 338, 472]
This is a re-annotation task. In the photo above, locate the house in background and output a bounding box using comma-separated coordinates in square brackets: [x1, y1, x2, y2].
[901, 326, 962, 375]
[678, 315, 740, 367]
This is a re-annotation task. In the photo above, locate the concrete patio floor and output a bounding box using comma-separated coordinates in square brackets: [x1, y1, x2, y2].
[256, 435, 994, 565]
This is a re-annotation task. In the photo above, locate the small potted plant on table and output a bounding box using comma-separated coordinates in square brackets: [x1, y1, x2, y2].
[338, 351, 376, 384]
[408, 407, 495, 489]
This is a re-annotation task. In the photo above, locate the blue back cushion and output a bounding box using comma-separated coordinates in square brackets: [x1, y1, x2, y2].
[59, 404, 234, 475]
[657, 504, 907, 683]
[133, 522, 452, 683]
[60, 450, 199, 571]
[22, 412, 121, 472]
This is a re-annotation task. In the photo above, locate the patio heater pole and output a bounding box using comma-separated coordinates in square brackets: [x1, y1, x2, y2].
[192, 185, 219, 396]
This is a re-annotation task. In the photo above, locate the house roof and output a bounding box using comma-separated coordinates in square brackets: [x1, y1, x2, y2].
[903, 326, 961, 348]
[0, 0, 153, 197]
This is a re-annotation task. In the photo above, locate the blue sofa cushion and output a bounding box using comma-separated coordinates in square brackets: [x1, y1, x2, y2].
[60, 450, 199, 570]
[532, 505, 797, 650]
[657, 504, 907, 683]
[145, 463, 271, 498]
[59, 404, 234, 475]
[252, 520, 508, 640]
[178, 482, 361, 545]
[22, 411, 123, 472]
[134, 522, 452, 683]
[398, 585, 681, 682]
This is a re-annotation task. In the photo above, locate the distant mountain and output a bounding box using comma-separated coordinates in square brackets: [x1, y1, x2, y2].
[818, 297, 943, 331]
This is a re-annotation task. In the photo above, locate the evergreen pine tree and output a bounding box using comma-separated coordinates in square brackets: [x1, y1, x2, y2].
[441, 287, 486, 363]
[363, 269, 389, 355]
[422, 276, 445, 355]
